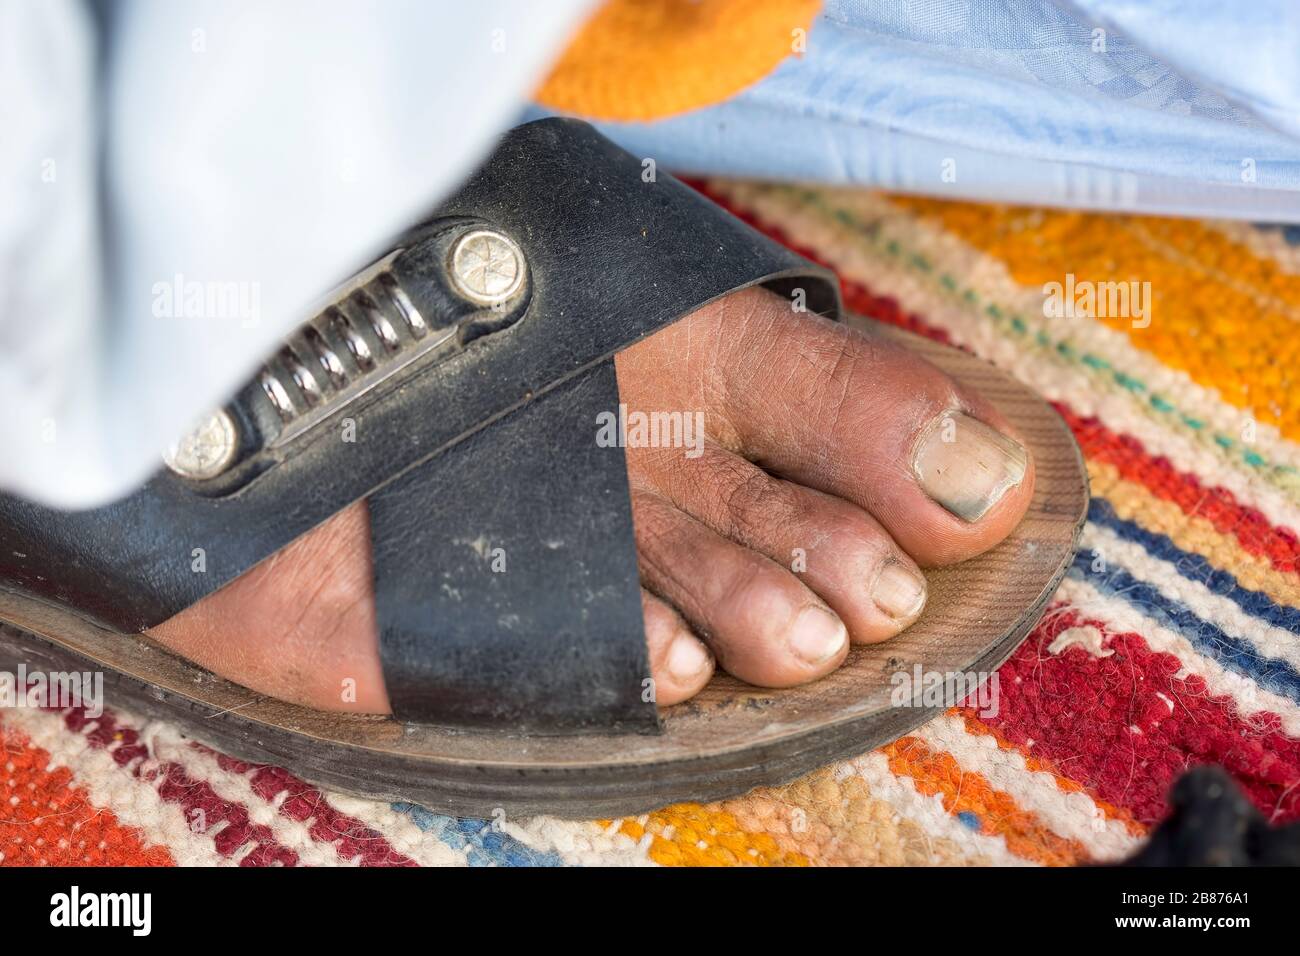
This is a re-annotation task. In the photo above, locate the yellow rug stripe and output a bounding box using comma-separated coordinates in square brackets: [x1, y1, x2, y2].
[615, 804, 809, 866]
[618, 766, 999, 866]
[1088, 458, 1300, 608]
[732, 771, 989, 865]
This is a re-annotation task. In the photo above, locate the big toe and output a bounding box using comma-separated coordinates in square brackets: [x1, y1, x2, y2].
[618, 287, 1035, 567]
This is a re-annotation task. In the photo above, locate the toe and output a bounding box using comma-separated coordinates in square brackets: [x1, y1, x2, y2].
[631, 489, 850, 687]
[641, 588, 714, 704]
[617, 287, 1035, 566]
[629, 442, 926, 642]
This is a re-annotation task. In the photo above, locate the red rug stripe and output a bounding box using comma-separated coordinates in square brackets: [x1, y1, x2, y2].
[1060, 408, 1300, 574]
[212, 750, 418, 867]
[62, 707, 299, 866]
[965, 607, 1300, 825]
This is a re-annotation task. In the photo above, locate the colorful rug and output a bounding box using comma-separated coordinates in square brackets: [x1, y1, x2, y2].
[4, 184, 1299, 866]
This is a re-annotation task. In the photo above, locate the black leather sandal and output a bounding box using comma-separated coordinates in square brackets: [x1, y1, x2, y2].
[0, 119, 1087, 817]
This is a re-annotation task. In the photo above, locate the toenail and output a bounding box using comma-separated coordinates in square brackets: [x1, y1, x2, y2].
[912, 411, 1028, 522]
[789, 605, 848, 665]
[872, 560, 927, 620]
[667, 634, 712, 683]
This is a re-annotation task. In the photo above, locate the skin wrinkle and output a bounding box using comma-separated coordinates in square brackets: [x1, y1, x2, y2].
[814, 338, 862, 443]
[796, 342, 869, 485]
[275, 558, 346, 655]
[720, 461, 807, 544]
[282, 532, 371, 655]
[720, 291, 783, 397]
[630, 490, 721, 639]
[631, 430, 918, 643]
[753, 318, 926, 496]
[630, 488, 843, 685]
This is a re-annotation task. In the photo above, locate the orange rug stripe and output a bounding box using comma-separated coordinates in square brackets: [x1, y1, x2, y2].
[0, 728, 173, 867]
[882, 735, 1095, 866]
[956, 710, 1149, 837]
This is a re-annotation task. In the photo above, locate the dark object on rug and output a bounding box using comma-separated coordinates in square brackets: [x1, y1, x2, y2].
[1123, 766, 1300, 866]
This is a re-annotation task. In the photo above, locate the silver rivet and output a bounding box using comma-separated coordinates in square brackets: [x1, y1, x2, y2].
[448, 229, 525, 306]
[163, 409, 239, 480]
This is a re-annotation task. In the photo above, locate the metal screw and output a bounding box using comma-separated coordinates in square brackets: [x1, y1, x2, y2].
[163, 409, 239, 480]
[448, 229, 526, 306]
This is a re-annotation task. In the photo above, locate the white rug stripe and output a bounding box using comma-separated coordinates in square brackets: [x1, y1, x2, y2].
[1055, 577, 1300, 737]
[322, 793, 467, 867]
[914, 714, 1141, 862]
[1210, 222, 1300, 277]
[0, 707, 229, 866]
[1082, 523, 1300, 669]
[835, 751, 1030, 866]
[140, 723, 355, 867]
[505, 817, 656, 867]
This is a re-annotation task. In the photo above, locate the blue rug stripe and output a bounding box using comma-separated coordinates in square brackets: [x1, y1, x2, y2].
[393, 803, 567, 866]
[1068, 554, 1300, 703]
[1251, 222, 1300, 245]
[1089, 497, 1300, 633]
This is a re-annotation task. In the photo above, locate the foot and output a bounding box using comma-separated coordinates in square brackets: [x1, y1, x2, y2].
[148, 288, 1034, 711]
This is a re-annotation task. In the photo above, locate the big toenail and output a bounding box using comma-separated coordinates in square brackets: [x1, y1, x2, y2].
[912, 411, 1028, 522]
[790, 605, 848, 664]
[872, 561, 928, 619]
[667, 635, 711, 683]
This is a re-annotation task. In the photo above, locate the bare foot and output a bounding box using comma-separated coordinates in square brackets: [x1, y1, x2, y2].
[148, 288, 1034, 712]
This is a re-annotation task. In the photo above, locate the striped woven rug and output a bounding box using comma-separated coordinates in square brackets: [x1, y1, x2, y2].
[4, 184, 1298, 866]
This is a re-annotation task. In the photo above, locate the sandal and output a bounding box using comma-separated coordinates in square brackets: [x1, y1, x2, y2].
[0, 119, 1087, 817]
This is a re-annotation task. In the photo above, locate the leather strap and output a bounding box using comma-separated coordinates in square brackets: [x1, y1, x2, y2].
[0, 118, 841, 732]
[371, 360, 654, 732]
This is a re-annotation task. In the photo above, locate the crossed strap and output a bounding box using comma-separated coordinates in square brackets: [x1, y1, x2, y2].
[0, 119, 840, 734]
